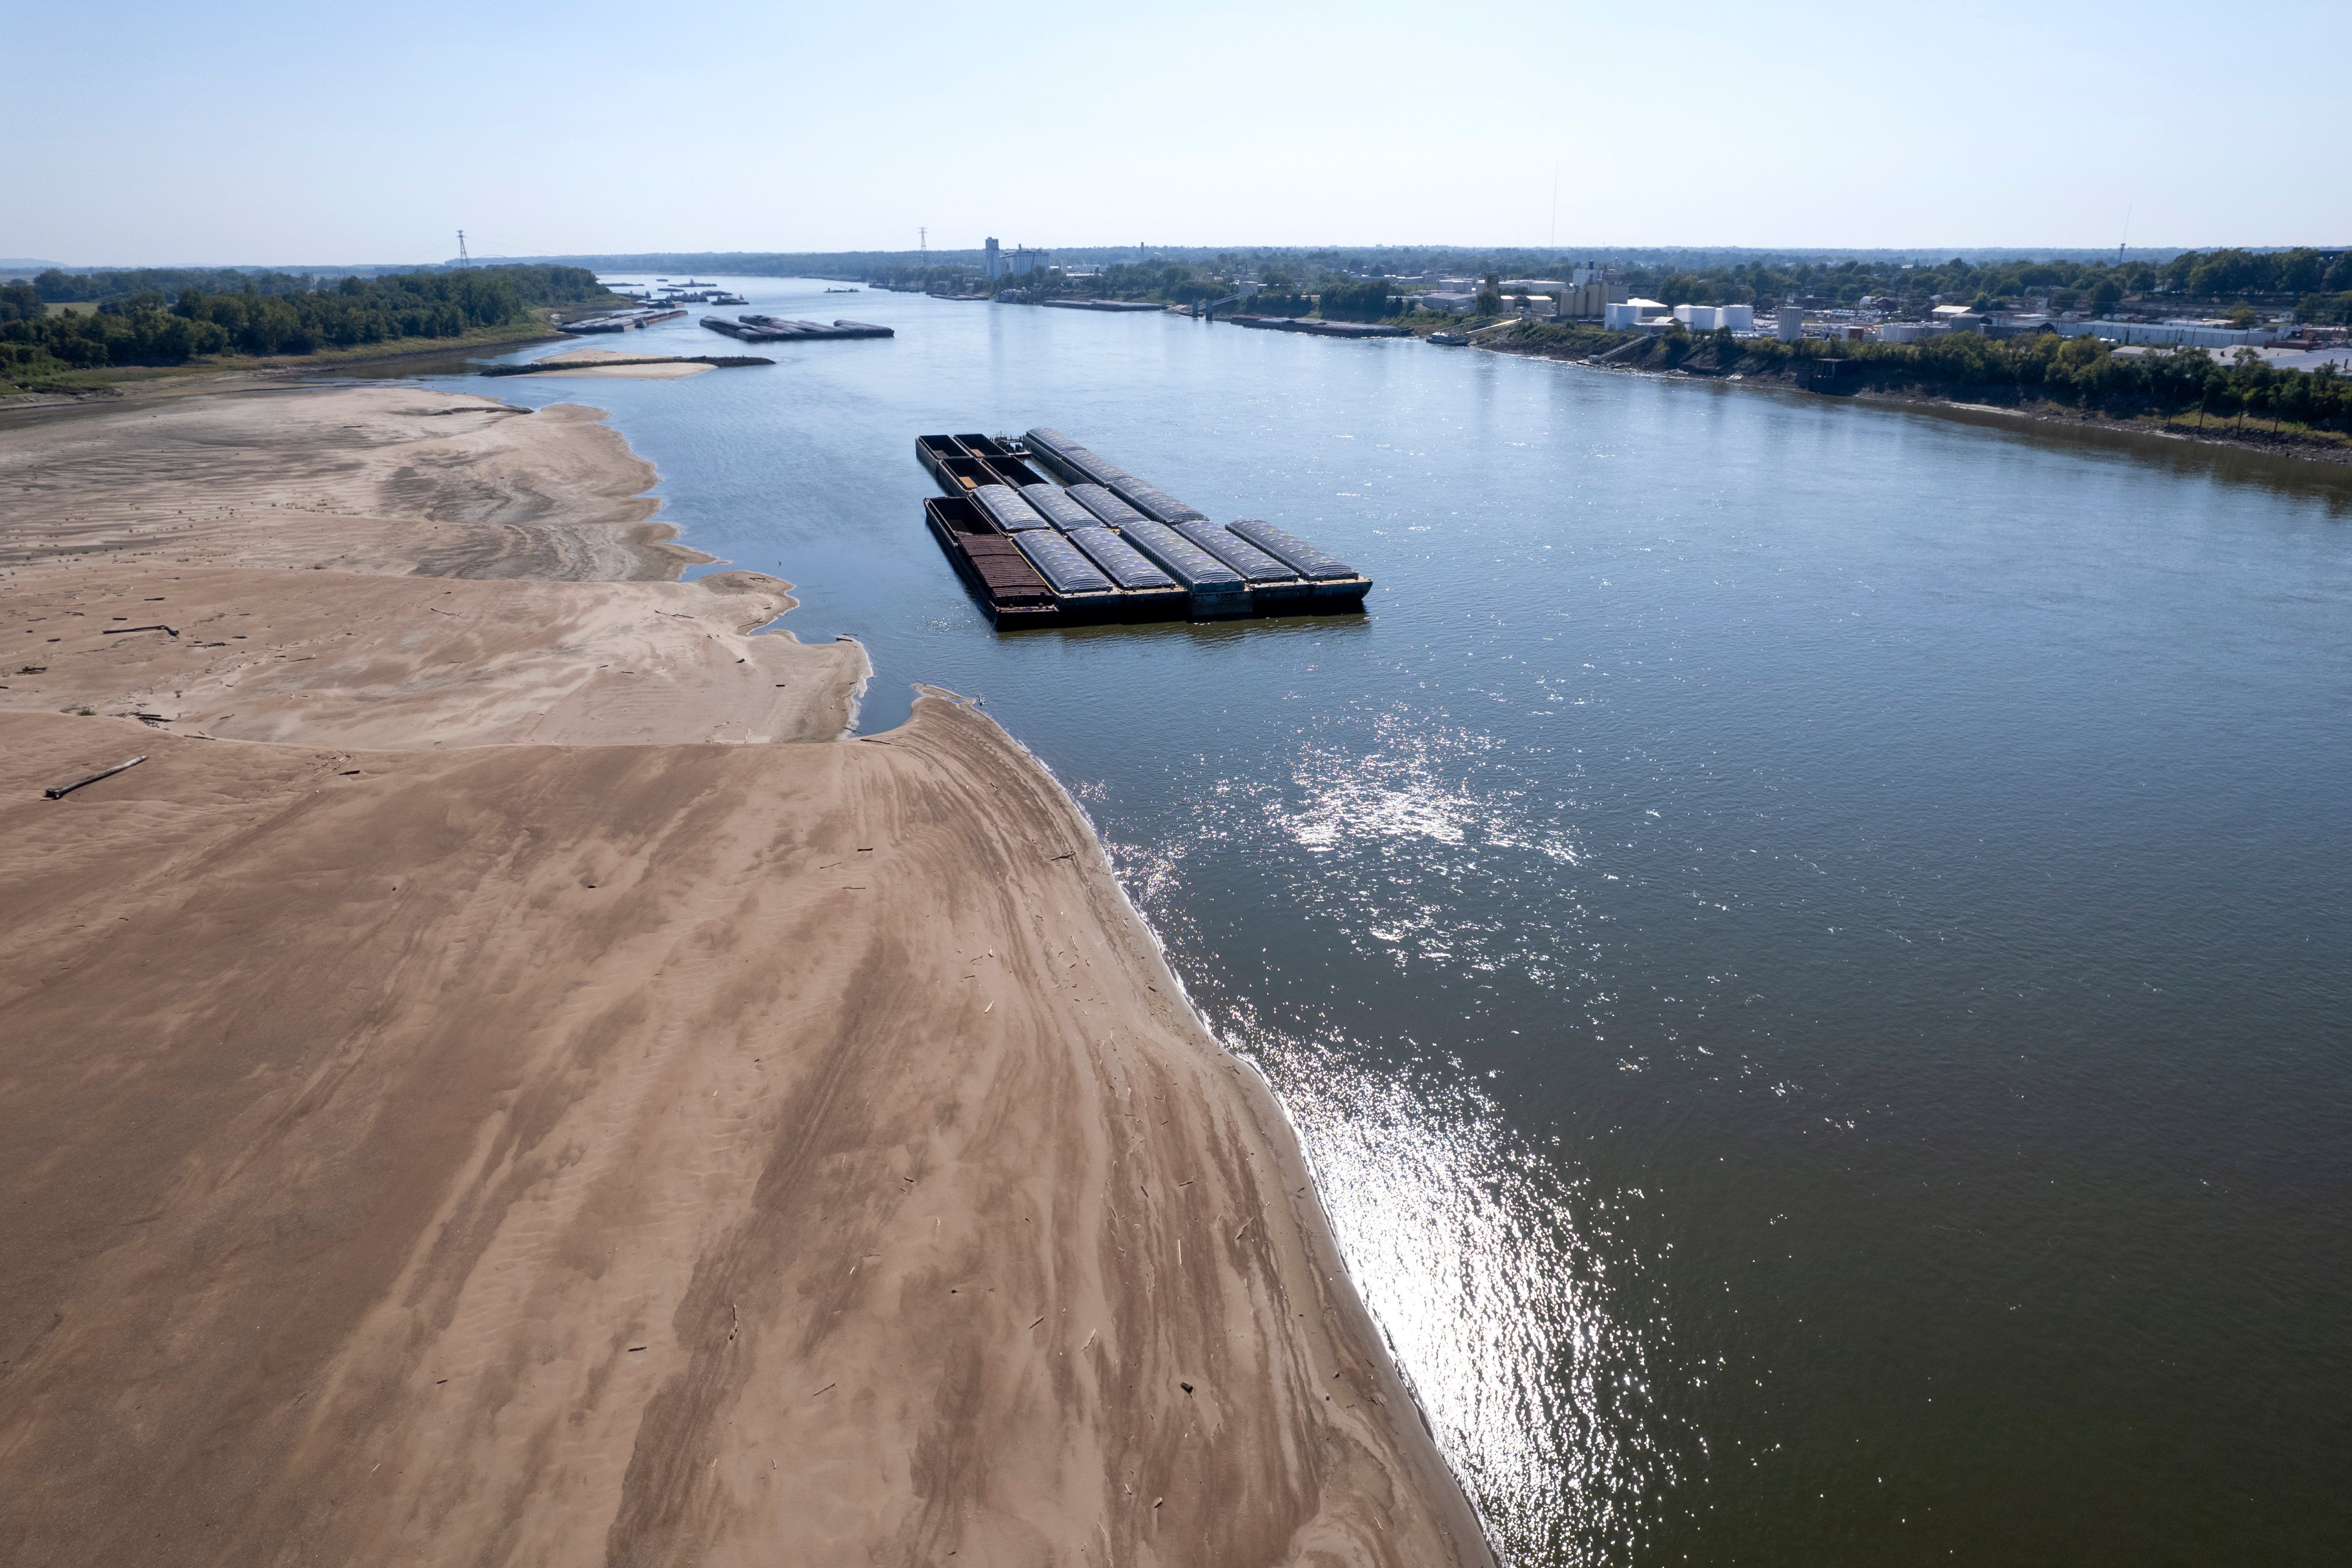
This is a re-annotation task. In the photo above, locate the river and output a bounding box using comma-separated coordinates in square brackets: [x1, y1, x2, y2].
[418, 279, 2352, 1565]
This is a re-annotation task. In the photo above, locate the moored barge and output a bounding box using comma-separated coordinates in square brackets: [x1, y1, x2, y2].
[559, 307, 689, 334]
[703, 316, 894, 342]
[924, 496, 1057, 628]
[914, 429, 1373, 630]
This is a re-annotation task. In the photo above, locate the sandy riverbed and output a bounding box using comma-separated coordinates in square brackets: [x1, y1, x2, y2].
[0, 383, 1491, 1565]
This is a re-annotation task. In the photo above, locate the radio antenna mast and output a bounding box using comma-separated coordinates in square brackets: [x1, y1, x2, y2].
[457, 230, 471, 268]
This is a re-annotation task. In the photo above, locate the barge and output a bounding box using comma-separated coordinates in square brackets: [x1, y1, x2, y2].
[702, 315, 894, 342]
[1226, 315, 1411, 339]
[924, 496, 1057, 628]
[914, 428, 1372, 629]
[559, 307, 689, 334]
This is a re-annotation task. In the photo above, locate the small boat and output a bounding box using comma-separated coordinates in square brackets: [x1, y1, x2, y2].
[1429, 331, 1469, 346]
[826, 287, 859, 293]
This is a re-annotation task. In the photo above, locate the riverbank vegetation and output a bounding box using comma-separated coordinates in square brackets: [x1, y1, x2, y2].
[1, 267, 616, 390]
[1493, 322, 2352, 449]
[867, 245, 2352, 333]
[808, 245, 2352, 329]
[1604, 248, 2352, 326]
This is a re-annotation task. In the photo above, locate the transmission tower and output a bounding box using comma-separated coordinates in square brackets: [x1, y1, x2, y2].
[920, 226, 927, 257]
[456, 230, 470, 268]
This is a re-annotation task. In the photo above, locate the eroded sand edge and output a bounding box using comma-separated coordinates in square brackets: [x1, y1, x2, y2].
[0, 384, 1492, 1566]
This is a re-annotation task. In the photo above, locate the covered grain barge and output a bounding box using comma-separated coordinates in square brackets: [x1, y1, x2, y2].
[703, 315, 894, 342]
[913, 429, 1372, 630]
[559, 307, 689, 334]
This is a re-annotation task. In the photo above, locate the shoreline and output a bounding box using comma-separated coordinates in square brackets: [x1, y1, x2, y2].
[0, 380, 1494, 1563]
[974, 697, 1494, 1546]
[1855, 387, 2352, 473]
[0, 323, 574, 408]
[1481, 333, 2352, 473]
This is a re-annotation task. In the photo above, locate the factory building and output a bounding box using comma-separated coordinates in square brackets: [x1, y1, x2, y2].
[983, 238, 1052, 280]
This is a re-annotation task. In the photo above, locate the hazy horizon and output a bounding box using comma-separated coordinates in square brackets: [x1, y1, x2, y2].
[14, 0, 2346, 267]
[1, 244, 2227, 277]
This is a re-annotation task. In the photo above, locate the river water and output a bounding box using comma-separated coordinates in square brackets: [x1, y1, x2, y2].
[418, 280, 2351, 1565]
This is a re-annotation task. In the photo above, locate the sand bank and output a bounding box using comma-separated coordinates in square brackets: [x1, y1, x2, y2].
[3, 566, 859, 746]
[0, 383, 1490, 1565]
[0, 383, 697, 580]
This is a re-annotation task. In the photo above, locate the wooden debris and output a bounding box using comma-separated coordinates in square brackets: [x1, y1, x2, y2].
[44, 755, 146, 800]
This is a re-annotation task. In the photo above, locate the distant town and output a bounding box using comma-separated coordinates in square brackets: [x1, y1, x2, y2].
[867, 240, 2351, 373]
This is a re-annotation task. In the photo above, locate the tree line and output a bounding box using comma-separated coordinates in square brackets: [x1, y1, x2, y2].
[1544, 322, 2352, 437]
[857, 245, 2352, 328]
[18, 266, 372, 304]
[1, 265, 611, 383]
[1618, 249, 2352, 323]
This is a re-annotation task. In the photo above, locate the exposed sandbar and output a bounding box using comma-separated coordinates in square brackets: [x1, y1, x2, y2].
[0, 382, 1492, 1565]
[0, 382, 699, 580]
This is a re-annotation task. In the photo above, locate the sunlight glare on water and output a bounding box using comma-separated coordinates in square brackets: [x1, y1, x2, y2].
[1239, 1018, 1663, 1563]
[1102, 710, 1677, 1563]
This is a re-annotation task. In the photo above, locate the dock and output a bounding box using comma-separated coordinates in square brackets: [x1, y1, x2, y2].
[702, 316, 894, 342]
[914, 428, 1373, 629]
[1040, 299, 1165, 313]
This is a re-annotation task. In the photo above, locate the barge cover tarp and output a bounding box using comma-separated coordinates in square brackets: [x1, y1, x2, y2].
[1024, 428, 1128, 488]
[971, 484, 1052, 532]
[1012, 529, 1115, 595]
[1118, 520, 1246, 592]
[1067, 527, 1176, 590]
[1025, 429, 1204, 522]
[1173, 521, 1299, 582]
[1019, 484, 1101, 532]
[1227, 518, 1361, 581]
[1067, 484, 1149, 530]
[1109, 476, 1208, 524]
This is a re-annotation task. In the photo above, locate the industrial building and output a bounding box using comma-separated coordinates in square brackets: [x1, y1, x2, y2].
[1604, 298, 1670, 329]
[1673, 304, 1755, 332]
[2056, 318, 2292, 349]
[982, 238, 1052, 280]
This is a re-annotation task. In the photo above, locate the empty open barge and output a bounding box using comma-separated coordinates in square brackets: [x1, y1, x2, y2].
[914, 428, 1373, 629]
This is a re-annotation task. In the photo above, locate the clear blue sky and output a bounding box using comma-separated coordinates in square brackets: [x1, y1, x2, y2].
[10, 0, 2346, 266]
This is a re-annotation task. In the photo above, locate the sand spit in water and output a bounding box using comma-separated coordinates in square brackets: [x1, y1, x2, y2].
[0, 384, 1492, 1565]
